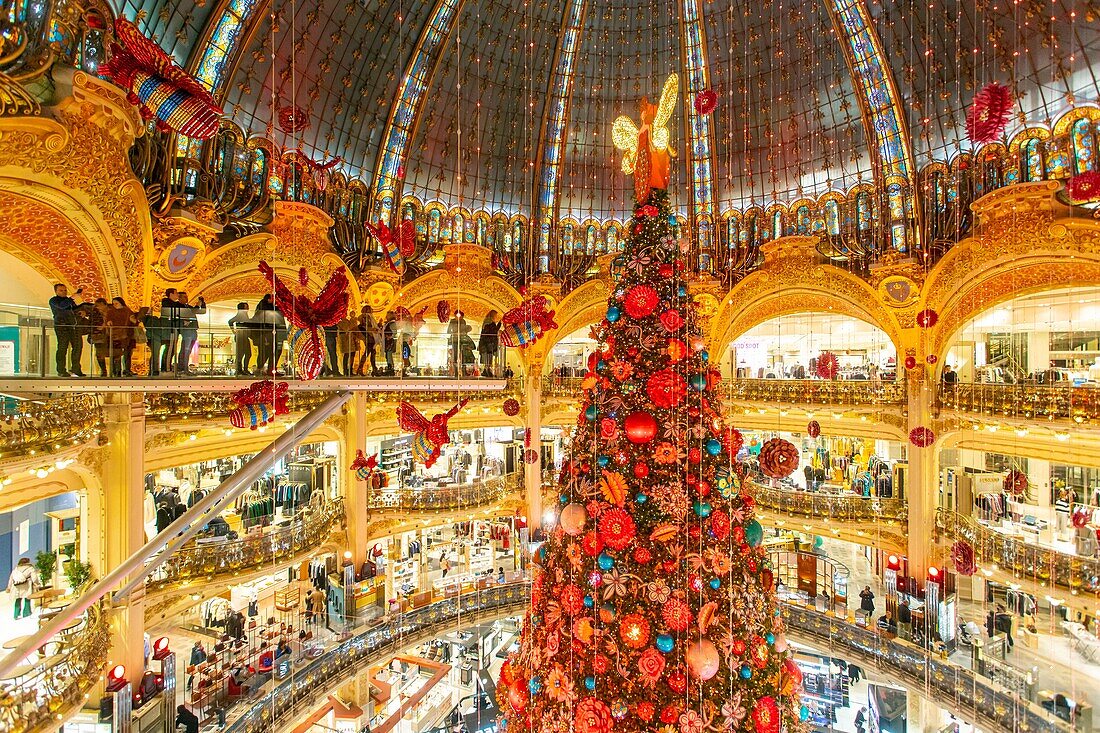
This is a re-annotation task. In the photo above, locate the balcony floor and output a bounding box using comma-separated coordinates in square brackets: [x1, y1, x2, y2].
[0, 377, 508, 395]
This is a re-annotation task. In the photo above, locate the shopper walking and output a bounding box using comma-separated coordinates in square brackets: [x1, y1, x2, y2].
[228, 301, 254, 376]
[859, 585, 876, 617]
[49, 283, 87, 377]
[479, 310, 501, 377]
[7, 557, 39, 619]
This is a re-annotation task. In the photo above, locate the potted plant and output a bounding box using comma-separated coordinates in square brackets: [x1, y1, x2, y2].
[34, 550, 55, 588]
[63, 559, 92, 591]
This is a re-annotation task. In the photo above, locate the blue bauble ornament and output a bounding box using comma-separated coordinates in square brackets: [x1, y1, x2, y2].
[745, 519, 764, 547]
[656, 634, 675, 653]
[598, 552, 615, 571]
[740, 665, 752, 679]
[766, 632, 775, 644]
[597, 455, 610, 468]
[709, 578, 721, 590]
[700, 350, 709, 362]
[669, 215, 678, 225]
[694, 501, 712, 517]
[583, 595, 594, 608]
[560, 494, 569, 504]
[585, 676, 596, 691]
[705, 438, 722, 456]
[537, 546, 548, 563]
[585, 404, 598, 421]
[528, 677, 542, 694]
[606, 306, 621, 323]
[800, 706, 810, 722]
[635, 493, 648, 504]
[689, 373, 708, 391]
[678, 285, 688, 297]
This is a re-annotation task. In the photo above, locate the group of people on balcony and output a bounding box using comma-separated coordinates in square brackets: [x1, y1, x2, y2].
[48, 284, 511, 379]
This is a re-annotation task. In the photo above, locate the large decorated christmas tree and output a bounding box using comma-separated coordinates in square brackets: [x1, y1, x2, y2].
[499, 76, 805, 733]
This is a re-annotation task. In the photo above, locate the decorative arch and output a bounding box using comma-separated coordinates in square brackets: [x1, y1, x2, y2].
[392, 269, 523, 318]
[708, 236, 905, 358]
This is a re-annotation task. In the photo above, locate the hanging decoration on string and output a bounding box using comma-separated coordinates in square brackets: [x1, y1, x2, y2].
[350, 450, 388, 486]
[503, 398, 521, 417]
[365, 220, 417, 275]
[226, 380, 289, 429]
[916, 309, 939, 328]
[909, 426, 936, 448]
[1067, 171, 1100, 204]
[815, 351, 839, 380]
[759, 437, 799, 478]
[806, 420, 821, 439]
[437, 300, 452, 324]
[100, 18, 223, 139]
[278, 105, 311, 133]
[951, 540, 977, 576]
[693, 89, 717, 116]
[965, 82, 1014, 145]
[397, 398, 470, 468]
[1003, 469, 1029, 496]
[500, 295, 558, 348]
[257, 261, 350, 381]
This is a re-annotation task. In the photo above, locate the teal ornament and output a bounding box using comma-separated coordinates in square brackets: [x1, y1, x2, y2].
[740, 665, 752, 679]
[537, 545, 548, 562]
[560, 494, 569, 504]
[585, 405, 598, 421]
[678, 285, 688, 297]
[694, 501, 712, 517]
[585, 676, 596, 691]
[800, 706, 810, 722]
[635, 493, 648, 504]
[813, 535, 824, 549]
[766, 632, 775, 644]
[598, 552, 615, 571]
[607, 306, 621, 323]
[597, 360, 608, 372]
[709, 578, 721, 590]
[584, 595, 594, 608]
[689, 373, 708, 391]
[529, 677, 542, 694]
[705, 438, 722, 456]
[656, 634, 675, 653]
[669, 215, 678, 225]
[597, 455, 610, 468]
[700, 350, 709, 362]
[745, 519, 764, 547]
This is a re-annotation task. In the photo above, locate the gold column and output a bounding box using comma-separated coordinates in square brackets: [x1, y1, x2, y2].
[525, 372, 544, 531]
[89, 393, 147, 678]
[905, 369, 936, 577]
[343, 393, 370, 570]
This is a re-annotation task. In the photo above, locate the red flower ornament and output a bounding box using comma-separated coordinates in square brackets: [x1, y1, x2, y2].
[647, 369, 688, 408]
[503, 398, 520, 416]
[598, 507, 637, 550]
[916, 308, 939, 328]
[659, 309, 685, 332]
[965, 82, 1014, 145]
[815, 351, 839, 380]
[694, 89, 718, 116]
[575, 698, 612, 733]
[1067, 170, 1100, 203]
[752, 697, 781, 733]
[909, 426, 936, 447]
[662, 597, 694, 631]
[759, 438, 799, 479]
[951, 539, 977, 576]
[807, 420, 821, 438]
[624, 285, 660, 319]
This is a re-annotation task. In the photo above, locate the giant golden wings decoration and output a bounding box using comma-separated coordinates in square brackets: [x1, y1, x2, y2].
[612, 73, 678, 175]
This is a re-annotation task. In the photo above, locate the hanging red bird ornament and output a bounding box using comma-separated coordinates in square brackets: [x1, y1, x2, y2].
[100, 18, 223, 139]
[965, 82, 1014, 145]
[350, 450, 387, 484]
[397, 398, 470, 468]
[500, 295, 558, 349]
[257, 261, 350, 381]
[226, 380, 289, 429]
[365, 220, 417, 275]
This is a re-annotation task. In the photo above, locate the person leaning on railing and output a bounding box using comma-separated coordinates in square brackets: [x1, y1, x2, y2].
[48, 282, 88, 377]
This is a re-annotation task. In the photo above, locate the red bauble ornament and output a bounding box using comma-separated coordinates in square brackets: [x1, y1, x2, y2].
[624, 285, 660, 318]
[636, 702, 655, 722]
[665, 668, 688, 694]
[658, 263, 674, 278]
[761, 567, 774, 592]
[508, 679, 529, 711]
[904, 355, 918, 370]
[815, 351, 839, 380]
[502, 398, 520, 416]
[647, 369, 687, 408]
[1067, 170, 1100, 203]
[807, 420, 821, 438]
[694, 89, 718, 116]
[951, 539, 977, 576]
[917, 308, 939, 328]
[633, 461, 650, 478]
[926, 354, 938, 364]
[759, 438, 799, 479]
[909, 426, 936, 447]
[966, 82, 1014, 145]
[524, 449, 539, 464]
[624, 411, 658, 443]
[639, 204, 659, 218]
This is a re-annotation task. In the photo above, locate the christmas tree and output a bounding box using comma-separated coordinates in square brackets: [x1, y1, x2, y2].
[499, 81, 805, 733]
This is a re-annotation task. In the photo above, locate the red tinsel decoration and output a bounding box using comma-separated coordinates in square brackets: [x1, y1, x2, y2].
[1003, 469, 1028, 496]
[257, 261, 349, 381]
[909, 426, 936, 447]
[396, 398, 470, 468]
[500, 296, 558, 348]
[437, 300, 451, 324]
[503, 398, 520, 416]
[806, 420, 820, 438]
[694, 90, 717, 116]
[916, 308, 939, 328]
[278, 105, 311, 133]
[759, 438, 799, 479]
[227, 380, 289, 428]
[1067, 170, 1100, 203]
[815, 351, 839, 380]
[965, 82, 1014, 145]
[951, 540, 977, 576]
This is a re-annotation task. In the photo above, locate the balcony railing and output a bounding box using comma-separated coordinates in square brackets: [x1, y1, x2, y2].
[939, 382, 1100, 424]
[145, 498, 345, 592]
[541, 375, 586, 398]
[725, 378, 907, 407]
[144, 390, 334, 421]
[0, 599, 111, 733]
[0, 394, 103, 458]
[367, 473, 522, 512]
[751, 481, 909, 524]
[937, 509, 1100, 598]
[224, 581, 531, 733]
[783, 603, 1069, 733]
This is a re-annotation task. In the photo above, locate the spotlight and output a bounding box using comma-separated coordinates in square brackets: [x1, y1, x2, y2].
[105, 664, 127, 692]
